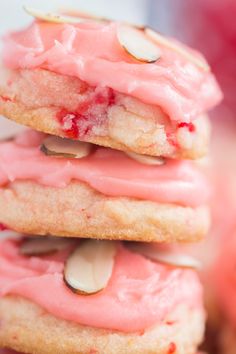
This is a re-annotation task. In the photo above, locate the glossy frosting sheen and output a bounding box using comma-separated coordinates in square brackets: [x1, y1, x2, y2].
[0, 130, 209, 206]
[0, 238, 203, 332]
[2, 21, 222, 122]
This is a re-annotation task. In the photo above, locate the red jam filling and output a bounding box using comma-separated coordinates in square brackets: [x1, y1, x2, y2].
[178, 122, 196, 133]
[57, 87, 115, 139]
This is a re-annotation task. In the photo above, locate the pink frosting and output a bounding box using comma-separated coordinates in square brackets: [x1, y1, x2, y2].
[0, 130, 209, 207]
[2, 21, 222, 122]
[0, 237, 203, 332]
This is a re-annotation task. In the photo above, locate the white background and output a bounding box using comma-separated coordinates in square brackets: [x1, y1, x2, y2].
[0, 0, 148, 36]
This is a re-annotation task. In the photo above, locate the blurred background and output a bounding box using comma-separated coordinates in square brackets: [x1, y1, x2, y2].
[1, 1, 236, 353]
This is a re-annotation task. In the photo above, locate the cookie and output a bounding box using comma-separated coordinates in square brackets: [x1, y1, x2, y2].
[0, 13, 222, 159]
[0, 69, 211, 160]
[0, 237, 205, 354]
[0, 131, 210, 242]
[0, 180, 209, 242]
[0, 297, 205, 354]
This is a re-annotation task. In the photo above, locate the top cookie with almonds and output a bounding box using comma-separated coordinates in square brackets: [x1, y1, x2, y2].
[0, 7, 222, 159]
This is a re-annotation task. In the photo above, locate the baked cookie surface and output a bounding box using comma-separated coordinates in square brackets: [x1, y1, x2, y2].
[0, 181, 209, 242]
[0, 69, 211, 160]
[0, 296, 205, 354]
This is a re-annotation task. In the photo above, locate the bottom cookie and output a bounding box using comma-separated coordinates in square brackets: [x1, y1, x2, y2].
[0, 236, 205, 354]
[0, 297, 204, 354]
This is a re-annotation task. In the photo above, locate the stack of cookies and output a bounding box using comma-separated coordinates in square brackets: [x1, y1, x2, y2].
[0, 7, 222, 354]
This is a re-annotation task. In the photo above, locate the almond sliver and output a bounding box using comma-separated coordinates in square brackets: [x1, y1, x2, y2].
[117, 24, 161, 63]
[24, 6, 83, 24]
[126, 151, 165, 165]
[127, 243, 201, 270]
[41, 136, 92, 159]
[64, 240, 117, 294]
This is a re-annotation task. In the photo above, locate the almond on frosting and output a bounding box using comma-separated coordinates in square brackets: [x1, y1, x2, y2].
[24, 6, 83, 24]
[117, 24, 161, 63]
[64, 240, 117, 294]
[127, 243, 201, 270]
[125, 151, 165, 165]
[41, 136, 92, 159]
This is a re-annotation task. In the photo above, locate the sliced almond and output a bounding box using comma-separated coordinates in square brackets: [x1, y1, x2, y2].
[61, 9, 144, 28]
[117, 24, 161, 63]
[127, 243, 201, 270]
[41, 136, 92, 159]
[145, 28, 210, 71]
[61, 9, 110, 23]
[23, 6, 83, 24]
[64, 240, 117, 294]
[126, 151, 165, 165]
[20, 237, 74, 256]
